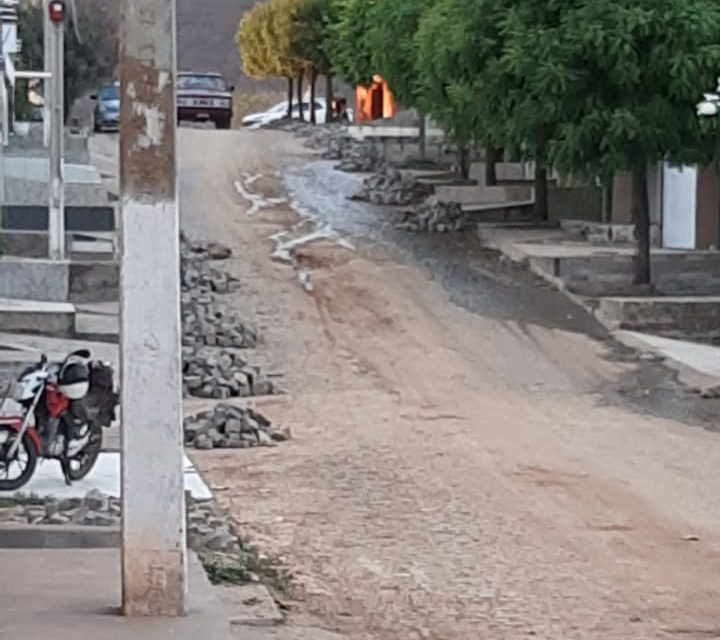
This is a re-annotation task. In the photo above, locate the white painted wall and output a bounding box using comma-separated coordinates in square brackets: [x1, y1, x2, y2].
[662, 163, 697, 249]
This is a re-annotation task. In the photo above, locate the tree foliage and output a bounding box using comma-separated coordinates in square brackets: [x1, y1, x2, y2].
[534, 0, 720, 283]
[326, 0, 377, 88]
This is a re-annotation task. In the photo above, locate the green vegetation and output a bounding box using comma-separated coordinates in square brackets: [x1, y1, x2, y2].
[237, 0, 720, 285]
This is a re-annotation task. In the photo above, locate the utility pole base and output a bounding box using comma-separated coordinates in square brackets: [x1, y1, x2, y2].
[122, 549, 187, 617]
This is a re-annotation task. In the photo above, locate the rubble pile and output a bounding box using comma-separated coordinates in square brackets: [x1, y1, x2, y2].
[184, 403, 291, 450]
[182, 347, 274, 399]
[351, 167, 433, 206]
[395, 196, 467, 233]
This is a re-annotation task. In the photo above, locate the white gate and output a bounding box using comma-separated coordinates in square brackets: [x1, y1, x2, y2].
[662, 163, 697, 249]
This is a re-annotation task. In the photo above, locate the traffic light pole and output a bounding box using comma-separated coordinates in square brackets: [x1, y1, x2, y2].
[119, 0, 187, 616]
[47, 3, 64, 260]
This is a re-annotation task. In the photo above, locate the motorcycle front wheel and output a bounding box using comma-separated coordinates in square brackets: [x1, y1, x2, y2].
[0, 426, 38, 491]
[62, 423, 103, 482]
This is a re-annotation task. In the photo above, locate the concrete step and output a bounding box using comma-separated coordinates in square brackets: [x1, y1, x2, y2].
[462, 199, 536, 213]
[0, 297, 75, 338]
[74, 310, 118, 343]
[596, 296, 720, 342]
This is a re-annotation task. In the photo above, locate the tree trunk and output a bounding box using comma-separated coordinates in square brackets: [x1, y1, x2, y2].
[310, 70, 317, 125]
[286, 77, 293, 118]
[631, 163, 652, 287]
[418, 111, 426, 161]
[325, 74, 334, 122]
[534, 162, 549, 220]
[485, 147, 499, 186]
[458, 145, 470, 181]
[602, 176, 614, 224]
[296, 74, 304, 121]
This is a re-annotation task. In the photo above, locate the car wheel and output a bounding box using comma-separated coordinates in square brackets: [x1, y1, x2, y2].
[215, 116, 231, 130]
[93, 119, 102, 133]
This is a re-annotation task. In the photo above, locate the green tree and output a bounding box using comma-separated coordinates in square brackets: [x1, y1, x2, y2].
[494, 0, 572, 219]
[542, 0, 720, 285]
[327, 0, 377, 88]
[289, 0, 334, 123]
[367, 0, 432, 156]
[238, 1, 296, 117]
[414, 0, 505, 180]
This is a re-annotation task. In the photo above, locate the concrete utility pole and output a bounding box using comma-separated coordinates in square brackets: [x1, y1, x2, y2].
[47, 0, 64, 260]
[119, 0, 187, 617]
[43, 0, 50, 147]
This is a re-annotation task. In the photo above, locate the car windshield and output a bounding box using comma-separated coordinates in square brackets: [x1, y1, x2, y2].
[269, 102, 288, 113]
[178, 75, 226, 92]
[99, 85, 119, 101]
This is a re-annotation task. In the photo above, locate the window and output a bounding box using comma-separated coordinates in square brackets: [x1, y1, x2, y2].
[177, 75, 226, 92]
[99, 85, 119, 101]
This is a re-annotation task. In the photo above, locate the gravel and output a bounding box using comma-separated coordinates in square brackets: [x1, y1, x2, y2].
[184, 403, 291, 450]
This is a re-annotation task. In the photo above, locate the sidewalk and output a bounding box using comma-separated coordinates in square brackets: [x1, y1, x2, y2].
[0, 549, 235, 640]
[477, 223, 720, 389]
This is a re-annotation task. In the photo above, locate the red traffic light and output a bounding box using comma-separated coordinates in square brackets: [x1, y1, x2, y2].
[48, 0, 66, 23]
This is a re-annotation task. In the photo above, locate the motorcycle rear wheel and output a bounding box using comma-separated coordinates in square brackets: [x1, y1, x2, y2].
[0, 426, 38, 491]
[62, 423, 103, 482]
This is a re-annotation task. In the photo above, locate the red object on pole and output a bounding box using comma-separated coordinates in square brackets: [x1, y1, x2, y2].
[48, 0, 65, 23]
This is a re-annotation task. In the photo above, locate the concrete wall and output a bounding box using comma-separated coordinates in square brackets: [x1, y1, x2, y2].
[538, 252, 720, 297]
[0, 256, 118, 303]
[548, 186, 603, 222]
[597, 296, 720, 342]
[435, 184, 533, 205]
[0, 258, 69, 302]
[69, 261, 119, 303]
[696, 165, 720, 250]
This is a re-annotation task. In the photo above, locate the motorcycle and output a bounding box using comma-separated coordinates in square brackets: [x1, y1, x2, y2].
[0, 349, 118, 491]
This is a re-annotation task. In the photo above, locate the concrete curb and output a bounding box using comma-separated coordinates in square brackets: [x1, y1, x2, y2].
[0, 524, 119, 548]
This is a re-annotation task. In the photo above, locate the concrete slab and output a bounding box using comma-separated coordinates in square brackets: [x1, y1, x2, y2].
[75, 311, 119, 342]
[0, 524, 119, 549]
[614, 331, 720, 387]
[0, 297, 75, 337]
[0, 549, 235, 639]
[0, 452, 213, 501]
[3, 157, 102, 184]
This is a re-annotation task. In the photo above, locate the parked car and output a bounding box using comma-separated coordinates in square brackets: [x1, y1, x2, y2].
[242, 97, 353, 128]
[177, 72, 234, 129]
[91, 82, 120, 132]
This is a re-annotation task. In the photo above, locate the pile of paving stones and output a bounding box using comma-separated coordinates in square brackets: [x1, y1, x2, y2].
[351, 166, 433, 206]
[395, 195, 467, 233]
[182, 347, 274, 399]
[181, 291, 258, 349]
[184, 403, 291, 450]
[0, 489, 119, 526]
[180, 237, 272, 399]
[0, 490, 242, 555]
[323, 137, 383, 173]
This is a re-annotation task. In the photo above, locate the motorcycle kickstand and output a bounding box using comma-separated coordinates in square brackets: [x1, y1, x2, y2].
[59, 457, 72, 486]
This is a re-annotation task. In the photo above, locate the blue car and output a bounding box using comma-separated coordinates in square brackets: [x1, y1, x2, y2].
[92, 82, 119, 132]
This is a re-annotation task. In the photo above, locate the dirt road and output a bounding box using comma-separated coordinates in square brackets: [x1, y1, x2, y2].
[180, 127, 720, 640]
